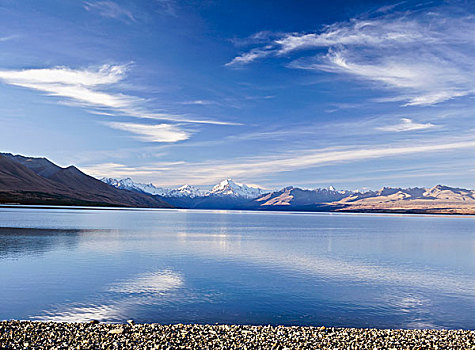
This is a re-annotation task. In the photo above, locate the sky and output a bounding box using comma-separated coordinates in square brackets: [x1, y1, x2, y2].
[0, 0, 474, 190]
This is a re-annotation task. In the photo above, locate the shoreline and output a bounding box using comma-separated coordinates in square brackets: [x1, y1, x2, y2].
[1, 203, 474, 216]
[1, 321, 473, 349]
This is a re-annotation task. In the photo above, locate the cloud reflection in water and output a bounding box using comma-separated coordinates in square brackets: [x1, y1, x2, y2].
[33, 270, 183, 322]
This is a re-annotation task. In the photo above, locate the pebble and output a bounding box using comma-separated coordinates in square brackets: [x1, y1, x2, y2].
[0, 320, 473, 349]
[108, 327, 125, 335]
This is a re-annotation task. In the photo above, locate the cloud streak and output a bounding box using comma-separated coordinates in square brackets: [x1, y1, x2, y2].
[83, 138, 475, 185]
[84, 1, 136, 23]
[0, 64, 238, 143]
[80, 161, 186, 178]
[0, 64, 235, 125]
[227, 4, 475, 106]
[225, 46, 274, 67]
[180, 100, 216, 105]
[376, 118, 435, 132]
[0, 64, 133, 108]
[0, 35, 18, 42]
[106, 121, 191, 142]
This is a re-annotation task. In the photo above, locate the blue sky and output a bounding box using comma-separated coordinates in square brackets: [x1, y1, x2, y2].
[0, 0, 474, 190]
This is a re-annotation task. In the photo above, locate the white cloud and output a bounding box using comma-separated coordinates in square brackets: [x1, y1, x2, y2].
[275, 19, 427, 54]
[0, 65, 134, 108]
[0, 64, 237, 129]
[227, 5, 475, 105]
[106, 121, 190, 142]
[180, 100, 216, 105]
[225, 46, 273, 67]
[227, 15, 429, 65]
[0, 35, 18, 42]
[80, 161, 185, 178]
[293, 49, 473, 106]
[83, 138, 475, 185]
[376, 118, 436, 132]
[155, 0, 177, 17]
[84, 1, 136, 23]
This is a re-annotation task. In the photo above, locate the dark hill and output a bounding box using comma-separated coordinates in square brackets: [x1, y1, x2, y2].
[0, 153, 172, 208]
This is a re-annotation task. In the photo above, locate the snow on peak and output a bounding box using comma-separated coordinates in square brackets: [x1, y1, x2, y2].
[210, 178, 264, 199]
[101, 177, 170, 196]
[168, 184, 205, 198]
[102, 177, 265, 199]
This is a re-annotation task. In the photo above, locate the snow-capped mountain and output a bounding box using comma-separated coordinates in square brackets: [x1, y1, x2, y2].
[255, 186, 351, 207]
[167, 184, 205, 198]
[209, 179, 265, 199]
[101, 177, 262, 199]
[101, 177, 171, 196]
[100, 176, 475, 214]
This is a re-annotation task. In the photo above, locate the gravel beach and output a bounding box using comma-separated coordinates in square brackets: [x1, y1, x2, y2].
[0, 321, 473, 349]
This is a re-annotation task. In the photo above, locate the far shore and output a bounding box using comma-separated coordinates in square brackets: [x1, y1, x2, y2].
[1, 320, 473, 349]
[1, 203, 474, 216]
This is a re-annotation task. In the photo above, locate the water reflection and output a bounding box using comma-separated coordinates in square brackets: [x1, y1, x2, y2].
[108, 270, 183, 295]
[34, 269, 184, 322]
[152, 228, 474, 297]
[0, 207, 473, 328]
[0, 227, 100, 258]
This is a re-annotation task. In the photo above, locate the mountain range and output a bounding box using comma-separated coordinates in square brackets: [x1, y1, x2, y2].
[102, 176, 475, 214]
[101, 177, 264, 199]
[101, 178, 265, 209]
[1, 153, 474, 214]
[252, 184, 475, 214]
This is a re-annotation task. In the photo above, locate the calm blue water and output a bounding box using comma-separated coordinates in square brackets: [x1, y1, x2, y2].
[0, 206, 473, 329]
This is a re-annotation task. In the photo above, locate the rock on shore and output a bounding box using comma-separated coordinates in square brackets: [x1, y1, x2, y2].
[0, 321, 473, 349]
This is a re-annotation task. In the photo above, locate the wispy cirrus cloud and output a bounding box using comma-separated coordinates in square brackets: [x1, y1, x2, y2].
[0, 35, 18, 42]
[227, 4, 475, 106]
[225, 46, 274, 67]
[376, 118, 435, 132]
[290, 48, 473, 106]
[83, 1, 136, 23]
[0, 64, 237, 142]
[80, 161, 186, 178]
[155, 0, 178, 17]
[180, 100, 216, 105]
[0, 64, 135, 108]
[227, 14, 431, 65]
[105, 121, 191, 142]
[83, 138, 475, 185]
[0, 64, 233, 125]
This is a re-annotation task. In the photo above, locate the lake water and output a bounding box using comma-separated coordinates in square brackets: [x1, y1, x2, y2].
[0, 206, 473, 329]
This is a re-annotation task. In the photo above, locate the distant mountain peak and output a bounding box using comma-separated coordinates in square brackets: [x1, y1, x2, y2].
[169, 184, 204, 198]
[2, 154, 474, 213]
[101, 177, 171, 196]
[431, 184, 453, 191]
[100, 175, 475, 213]
[210, 178, 264, 199]
[102, 177, 265, 199]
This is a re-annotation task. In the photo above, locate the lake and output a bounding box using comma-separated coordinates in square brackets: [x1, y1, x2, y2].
[0, 206, 473, 329]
